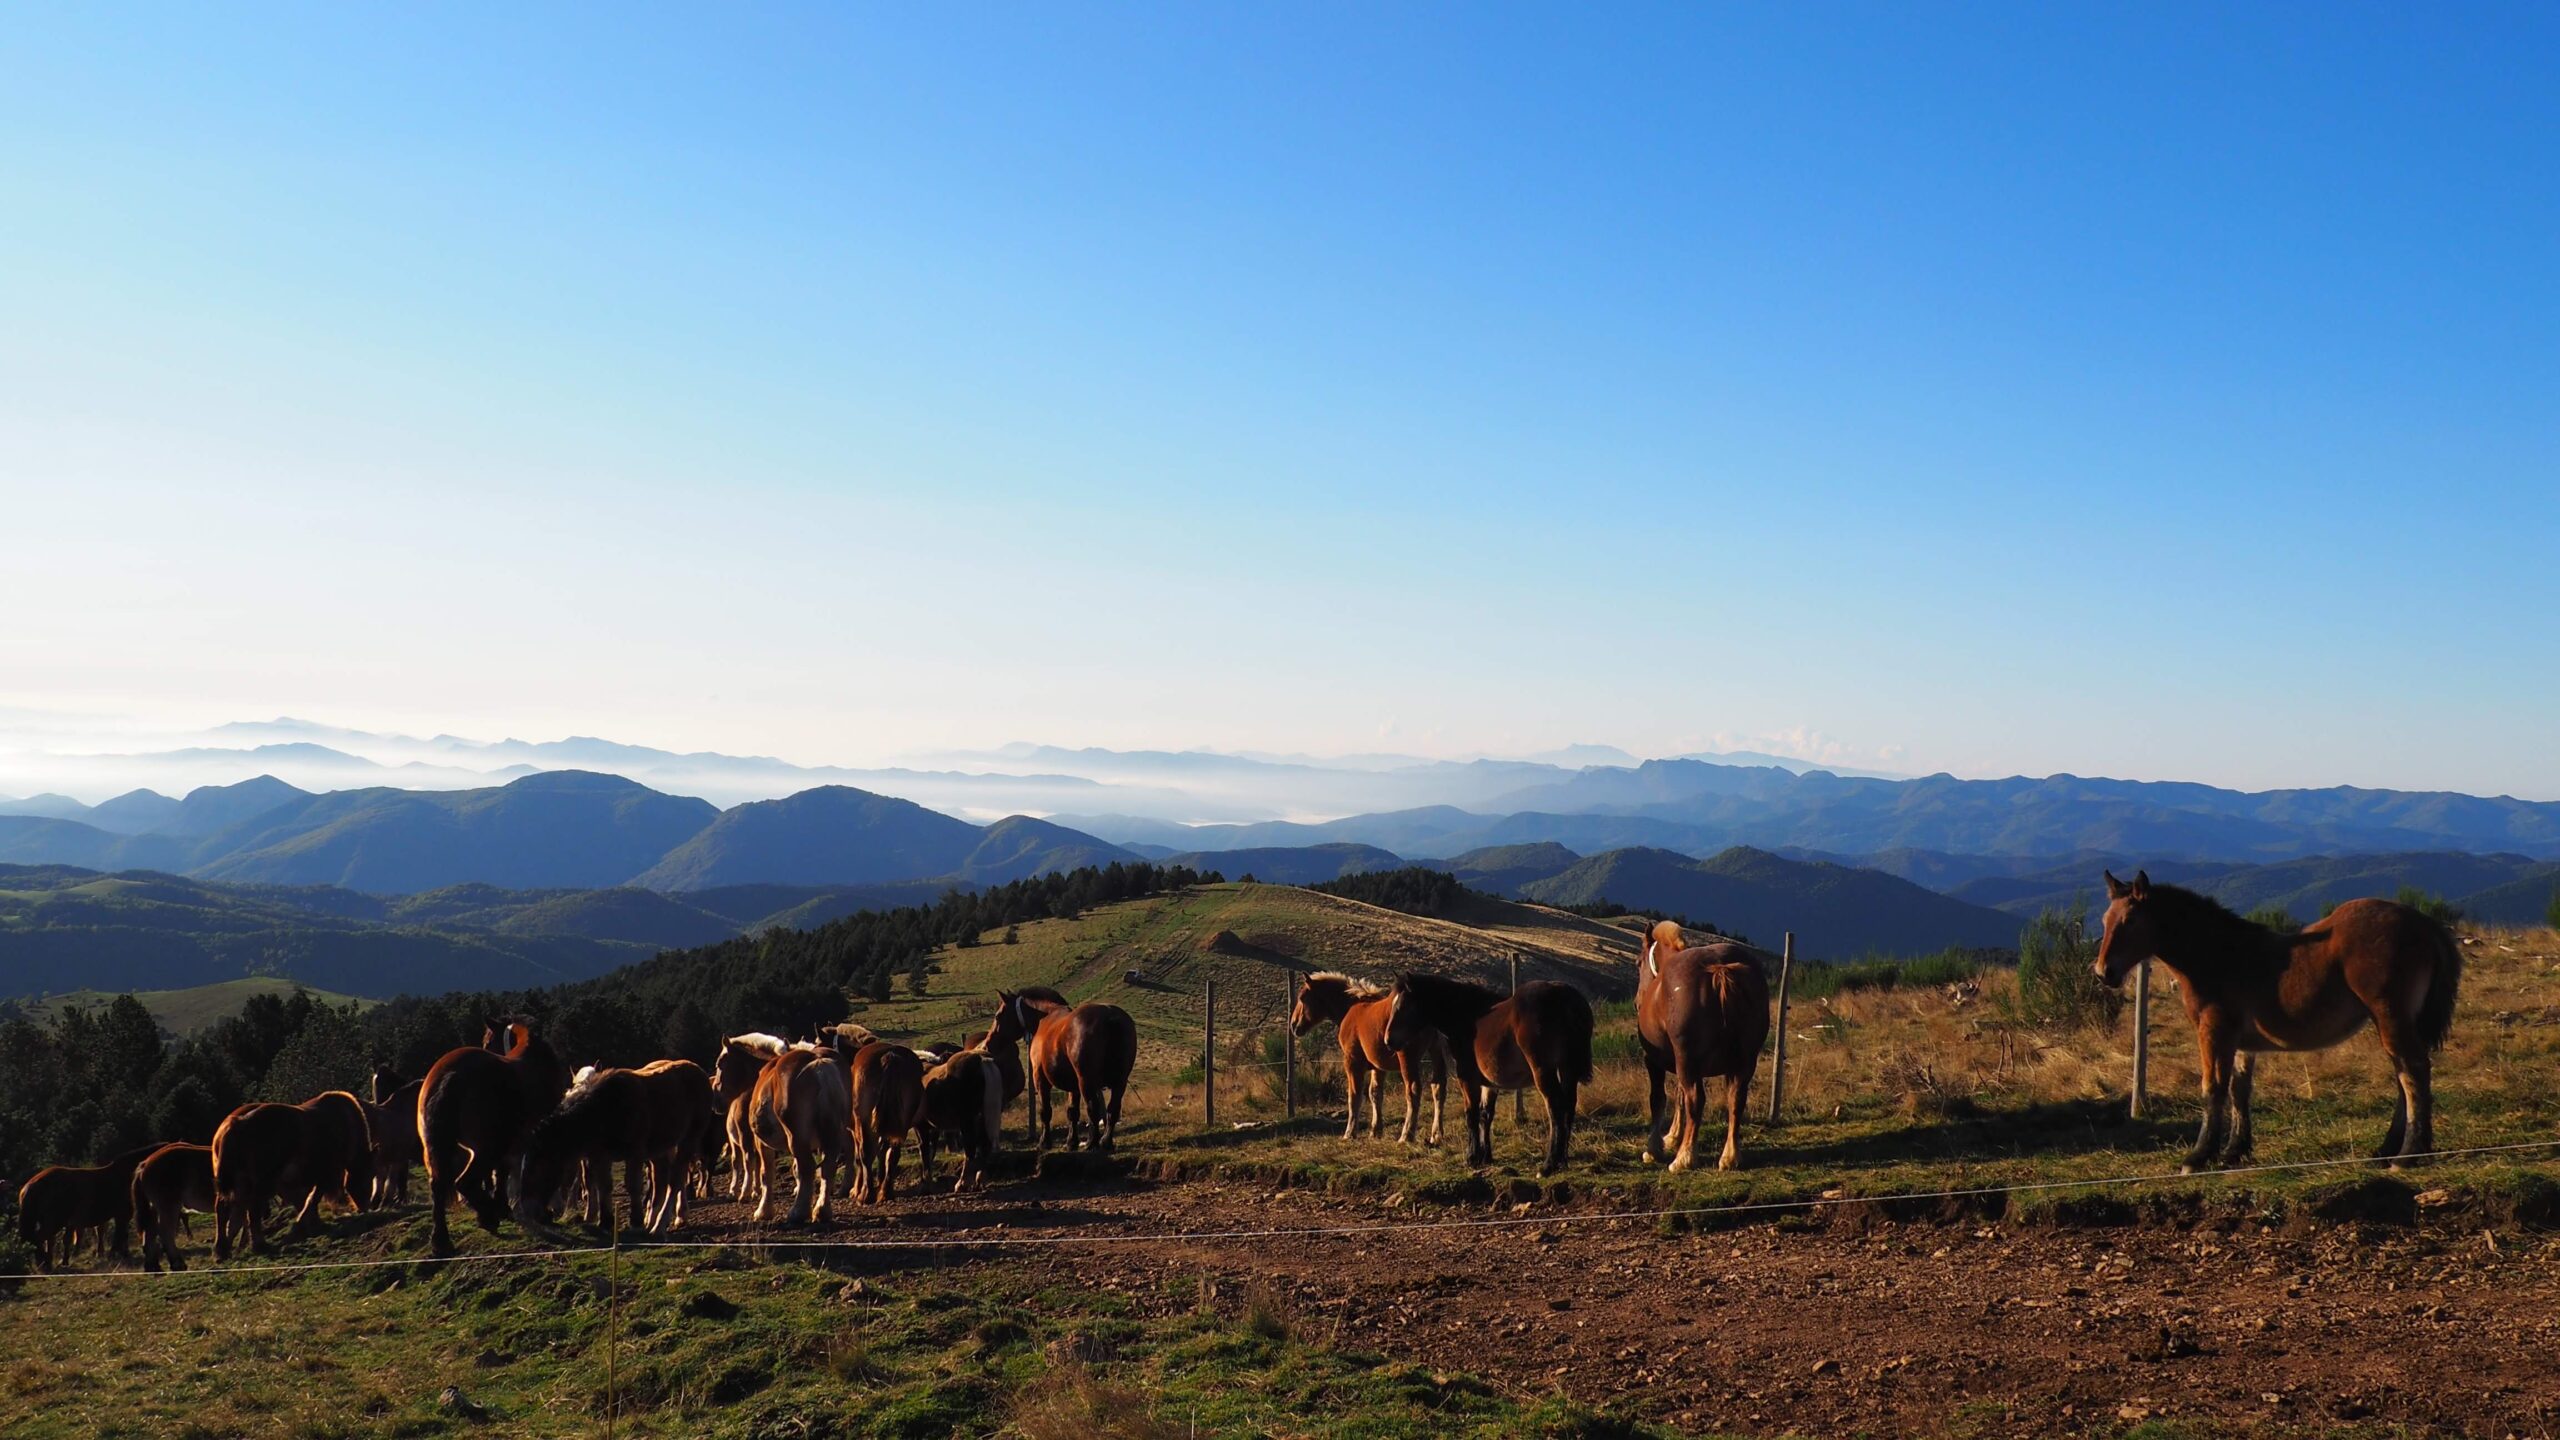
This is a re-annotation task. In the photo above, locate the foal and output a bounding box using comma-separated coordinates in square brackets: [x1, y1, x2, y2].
[1291, 971, 1446, 1145]
[2096, 870, 2464, 1170]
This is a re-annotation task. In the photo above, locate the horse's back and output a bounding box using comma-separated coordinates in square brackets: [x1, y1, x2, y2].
[212, 1103, 306, 1193]
[850, 1043, 926, 1129]
[1658, 945, 1770, 1075]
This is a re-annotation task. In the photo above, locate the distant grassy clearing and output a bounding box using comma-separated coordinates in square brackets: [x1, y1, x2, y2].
[17, 976, 372, 1033]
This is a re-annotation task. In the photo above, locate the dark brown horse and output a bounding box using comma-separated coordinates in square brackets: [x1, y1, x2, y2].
[15, 1143, 158, 1268]
[845, 1042, 927, 1204]
[1291, 971, 1447, 1145]
[210, 1093, 372, 1259]
[1382, 972, 1593, 1175]
[417, 1018, 568, 1256]
[2096, 870, 2464, 1170]
[747, 1045, 850, 1224]
[916, 1049, 1005, 1192]
[366, 1066, 424, 1206]
[514, 1059, 716, 1235]
[1637, 921, 1771, 1172]
[131, 1141, 215, 1272]
[984, 988, 1137, 1154]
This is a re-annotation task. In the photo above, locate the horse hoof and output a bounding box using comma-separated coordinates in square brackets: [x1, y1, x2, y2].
[1665, 1155, 1691, 1173]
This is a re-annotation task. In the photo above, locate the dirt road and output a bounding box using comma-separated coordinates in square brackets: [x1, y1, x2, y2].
[665, 1170, 2560, 1438]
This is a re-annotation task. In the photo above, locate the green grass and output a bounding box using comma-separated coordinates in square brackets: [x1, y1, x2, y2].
[0, 1215, 1699, 1439]
[19, 977, 374, 1033]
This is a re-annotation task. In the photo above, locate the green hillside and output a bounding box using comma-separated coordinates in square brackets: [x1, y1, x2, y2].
[19, 976, 371, 1034]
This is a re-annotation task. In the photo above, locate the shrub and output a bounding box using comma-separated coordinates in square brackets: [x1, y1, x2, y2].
[2244, 906, 2298, 934]
[2394, 885, 2463, 928]
[2011, 899, 2121, 1031]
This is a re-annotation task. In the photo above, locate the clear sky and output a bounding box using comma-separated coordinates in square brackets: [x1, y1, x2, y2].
[4, 6, 2556, 796]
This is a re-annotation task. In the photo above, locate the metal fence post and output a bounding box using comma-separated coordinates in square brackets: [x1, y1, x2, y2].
[2129, 958, 2151, 1120]
[1204, 978, 1217, 1131]
[1766, 932, 1794, 1124]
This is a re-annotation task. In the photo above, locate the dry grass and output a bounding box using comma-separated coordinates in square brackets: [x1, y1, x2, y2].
[1005, 1362, 1187, 1440]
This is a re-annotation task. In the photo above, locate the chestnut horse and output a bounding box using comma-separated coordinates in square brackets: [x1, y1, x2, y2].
[211, 1092, 373, 1259]
[748, 1045, 850, 1224]
[916, 1049, 1005, 1193]
[131, 1141, 215, 1272]
[1291, 972, 1447, 1145]
[2097, 870, 2464, 1171]
[417, 1018, 568, 1256]
[15, 1143, 159, 1268]
[845, 1042, 927, 1204]
[366, 1066, 424, 1206]
[514, 1059, 715, 1235]
[1636, 921, 1771, 1171]
[984, 988, 1136, 1154]
[1382, 972, 1593, 1175]
[713, 1034, 786, 1201]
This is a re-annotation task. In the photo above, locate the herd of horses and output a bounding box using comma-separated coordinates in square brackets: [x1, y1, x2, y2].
[12, 876, 2467, 1271]
[12, 985, 1140, 1269]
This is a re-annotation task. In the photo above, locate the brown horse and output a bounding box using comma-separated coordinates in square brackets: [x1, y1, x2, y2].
[748, 1045, 850, 1224]
[916, 1049, 1005, 1192]
[131, 1142, 215, 1272]
[984, 988, 1136, 1153]
[845, 1042, 927, 1204]
[1382, 972, 1593, 1175]
[514, 1059, 716, 1235]
[366, 1067, 425, 1207]
[15, 1144, 158, 1268]
[1291, 971, 1447, 1145]
[417, 1018, 568, 1256]
[713, 1034, 786, 1201]
[2096, 869, 2465, 1171]
[211, 1093, 372, 1259]
[1637, 921, 1772, 1172]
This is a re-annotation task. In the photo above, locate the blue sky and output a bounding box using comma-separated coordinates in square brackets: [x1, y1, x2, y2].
[3, 6, 2555, 796]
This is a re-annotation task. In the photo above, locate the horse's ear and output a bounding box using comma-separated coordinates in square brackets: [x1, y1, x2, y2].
[2103, 870, 2129, 899]
[2131, 870, 2151, 898]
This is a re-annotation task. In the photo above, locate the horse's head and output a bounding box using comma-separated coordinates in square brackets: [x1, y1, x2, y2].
[368, 1064, 402, 1104]
[511, 1119, 569, 1231]
[1289, 976, 1326, 1036]
[2094, 869, 2157, 985]
[1643, 919, 1686, 978]
[987, 990, 1028, 1046]
[1381, 976, 1422, 1052]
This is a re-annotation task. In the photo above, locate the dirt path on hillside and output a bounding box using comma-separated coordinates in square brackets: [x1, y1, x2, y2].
[659, 1172, 2560, 1438]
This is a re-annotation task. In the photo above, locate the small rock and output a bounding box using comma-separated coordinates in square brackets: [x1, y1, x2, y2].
[1811, 1358, 1841, 1377]
[435, 1386, 488, 1420]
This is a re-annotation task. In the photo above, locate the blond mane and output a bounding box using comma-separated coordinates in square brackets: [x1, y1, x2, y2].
[1302, 970, 1385, 1000]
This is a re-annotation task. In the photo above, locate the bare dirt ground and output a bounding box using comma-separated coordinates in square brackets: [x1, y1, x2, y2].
[655, 1168, 2560, 1439]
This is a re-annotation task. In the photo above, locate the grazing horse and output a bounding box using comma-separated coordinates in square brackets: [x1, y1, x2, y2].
[916, 1049, 1005, 1193]
[984, 988, 1137, 1153]
[1636, 921, 1772, 1172]
[2096, 870, 2464, 1171]
[365, 1068, 425, 1207]
[1383, 972, 1593, 1175]
[210, 1093, 371, 1259]
[748, 1046, 850, 1225]
[845, 1042, 927, 1204]
[417, 1018, 568, 1256]
[1292, 971, 1447, 1146]
[131, 1142, 216, 1272]
[15, 1144, 158, 1268]
[713, 1034, 786, 1202]
[515, 1060, 716, 1235]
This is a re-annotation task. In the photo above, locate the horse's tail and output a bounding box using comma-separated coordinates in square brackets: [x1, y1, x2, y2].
[1559, 986, 1594, 1084]
[974, 1057, 1003, 1156]
[2416, 916, 2464, 1054]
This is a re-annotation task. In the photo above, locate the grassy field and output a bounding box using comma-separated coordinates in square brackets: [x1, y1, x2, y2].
[0, 1212, 1692, 1440]
[17, 976, 374, 1033]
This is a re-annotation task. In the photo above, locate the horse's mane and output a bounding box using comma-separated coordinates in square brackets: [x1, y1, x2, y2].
[2141, 883, 2300, 966]
[1303, 970, 1384, 1000]
[725, 1032, 787, 1057]
[1390, 969, 1502, 1013]
[824, 1022, 879, 1051]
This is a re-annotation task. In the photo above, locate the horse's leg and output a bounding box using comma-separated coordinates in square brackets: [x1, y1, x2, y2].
[1035, 1081, 1055, 1155]
[1538, 1070, 1577, 1177]
[1341, 1058, 1362, 1140]
[1427, 1050, 1445, 1147]
[2219, 1052, 2257, 1165]
[425, 1145, 462, 1256]
[1396, 1059, 1421, 1146]
[1104, 1075, 1125, 1152]
[2182, 1031, 2234, 1174]
[1723, 1070, 1751, 1171]
[1467, 1081, 1493, 1166]
[1642, 1050, 1671, 1164]
[1667, 1062, 1702, 1172]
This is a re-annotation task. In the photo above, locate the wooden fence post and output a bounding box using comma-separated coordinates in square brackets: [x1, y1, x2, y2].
[1509, 953, 1525, 1123]
[1204, 978, 1217, 1132]
[1283, 969, 1297, 1121]
[1766, 932, 1794, 1124]
[2129, 957, 2151, 1120]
